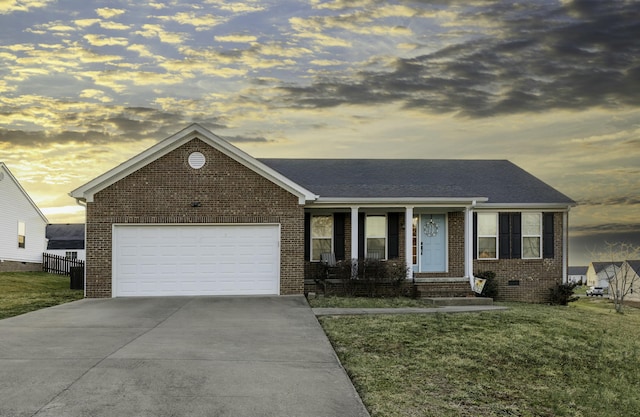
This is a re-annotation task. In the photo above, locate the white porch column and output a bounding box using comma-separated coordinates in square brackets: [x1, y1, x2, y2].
[405, 206, 414, 279]
[351, 206, 359, 278]
[465, 204, 475, 289]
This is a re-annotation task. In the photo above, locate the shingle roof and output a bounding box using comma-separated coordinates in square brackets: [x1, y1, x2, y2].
[259, 159, 575, 205]
[568, 266, 588, 275]
[591, 261, 624, 273]
[626, 260, 640, 275]
[46, 224, 85, 250]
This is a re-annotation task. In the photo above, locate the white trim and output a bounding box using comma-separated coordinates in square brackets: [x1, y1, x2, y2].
[416, 213, 448, 273]
[310, 214, 333, 262]
[364, 214, 387, 260]
[311, 197, 487, 206]
[476, 203, 574, 210]
[476, 212, 498, 260]
[70, 123, 317, 205]
[405, 206, 413, 279]
[350, 207, 359, 277]
[521, 212, 543, 259]
[465, 205, 475, 289]
[562, 211, 569, 284]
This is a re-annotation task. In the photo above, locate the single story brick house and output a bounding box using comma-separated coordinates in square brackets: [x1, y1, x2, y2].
[70, 124, 575, 302]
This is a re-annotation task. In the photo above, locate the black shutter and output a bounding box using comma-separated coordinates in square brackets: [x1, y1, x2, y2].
[473, 212, 478, 260]
[387, 213, 400, 259]
[334, 213, 346, 261]
[511, 213, 522, 259]
[304, 212, 311, 261]
[543, 212, 555, 258]
[358, 213, 365, 259]
[499, 213, 511, 259]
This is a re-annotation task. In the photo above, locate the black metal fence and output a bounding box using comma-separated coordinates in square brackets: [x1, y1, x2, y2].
[42, 253, 85, 276]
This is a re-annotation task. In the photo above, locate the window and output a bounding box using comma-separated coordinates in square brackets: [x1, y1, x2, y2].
[66, 251, 78, 260]
[365, 215, 386, 259]
[477, 213, 497, 259]
[311, 215, 332, 261]
[522, 212, 542, 258]
[18, 221, 25, 248]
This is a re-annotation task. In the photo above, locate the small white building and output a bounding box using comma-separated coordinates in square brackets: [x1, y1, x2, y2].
[45, 224, 86, 262]
[586, 262, 622, 289]
[0, 163, 48, 272]
[568, 266, 588, 285]
[614, 260, 640, 303]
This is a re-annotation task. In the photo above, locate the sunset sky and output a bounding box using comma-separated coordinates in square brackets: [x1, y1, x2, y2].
[1, 0, 639, 265]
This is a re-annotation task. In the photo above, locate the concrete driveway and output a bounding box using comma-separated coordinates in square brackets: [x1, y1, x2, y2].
[0, 296, 369, 417]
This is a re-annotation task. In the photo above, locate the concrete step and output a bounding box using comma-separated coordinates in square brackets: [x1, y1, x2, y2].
[422, 297, 493, 306]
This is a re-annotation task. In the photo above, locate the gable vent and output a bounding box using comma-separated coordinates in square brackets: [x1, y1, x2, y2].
[188, 152, 206, 169]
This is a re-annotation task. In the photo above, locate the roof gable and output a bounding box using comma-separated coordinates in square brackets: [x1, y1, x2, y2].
[70, 124, 317, 204]
[627, 260, 640, 275]
[0, 162, 48, 223]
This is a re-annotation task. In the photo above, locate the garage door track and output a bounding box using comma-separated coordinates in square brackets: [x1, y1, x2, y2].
[0, 296, 369, 417]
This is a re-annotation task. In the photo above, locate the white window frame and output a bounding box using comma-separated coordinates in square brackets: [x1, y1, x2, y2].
[311, 214, 333, 262]
[477, 212, 498, 260]
[522, 212, 542, 259]
[365, 214, 387, 260]
[66, 251, 78, 260]
[18, 221, 25, 249]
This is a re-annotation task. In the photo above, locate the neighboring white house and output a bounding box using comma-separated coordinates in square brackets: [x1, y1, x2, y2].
[568, 266, 588, 285]
[0, 162, 48, 272]
[615, 260, 640, 303]
[586, 262, 622, 289]
[45, 223, 86, 261]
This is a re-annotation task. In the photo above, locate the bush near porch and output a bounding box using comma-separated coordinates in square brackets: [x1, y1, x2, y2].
[315, 258, 411, 297]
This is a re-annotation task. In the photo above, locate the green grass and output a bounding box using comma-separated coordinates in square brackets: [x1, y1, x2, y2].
[317, 297, 640, 417]
[309, 295, 434, 308]
[0, 271, 84, 319]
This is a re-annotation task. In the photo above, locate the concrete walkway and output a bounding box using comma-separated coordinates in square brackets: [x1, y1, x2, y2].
[313, 304, 508, 316]
[0, 296, 369, 417]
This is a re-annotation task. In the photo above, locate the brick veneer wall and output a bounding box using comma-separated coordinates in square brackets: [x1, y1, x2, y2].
[303, 210, 466, 282]
[474, 212, 565, 303]
[85, 138, 304, 298]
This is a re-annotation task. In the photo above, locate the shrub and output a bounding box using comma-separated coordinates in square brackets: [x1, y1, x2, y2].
[549, 282, 579, 306]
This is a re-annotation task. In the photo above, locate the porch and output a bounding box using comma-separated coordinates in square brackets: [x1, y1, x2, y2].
[303, 202, 479, 297]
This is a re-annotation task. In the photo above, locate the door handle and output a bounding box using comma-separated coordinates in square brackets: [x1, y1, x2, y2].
[420, 242, 423, 255]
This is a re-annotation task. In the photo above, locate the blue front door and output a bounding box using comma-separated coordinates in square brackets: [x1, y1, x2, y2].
[419, 214, 446, 272]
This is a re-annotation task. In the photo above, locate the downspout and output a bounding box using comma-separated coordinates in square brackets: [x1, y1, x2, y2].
[562, 209, 569, 285]
[73, 197, 87, 298]
[466, 200, 477, 291]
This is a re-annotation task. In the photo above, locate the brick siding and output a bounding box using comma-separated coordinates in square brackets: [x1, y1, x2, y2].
[85, 138, 304, 297]
[474, 212, 565, 303]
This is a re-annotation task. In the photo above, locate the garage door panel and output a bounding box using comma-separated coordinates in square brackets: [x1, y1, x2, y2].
[113, 225, 280, 297]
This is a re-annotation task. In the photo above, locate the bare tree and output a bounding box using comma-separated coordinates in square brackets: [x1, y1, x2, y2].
[591, 242, 640, 313]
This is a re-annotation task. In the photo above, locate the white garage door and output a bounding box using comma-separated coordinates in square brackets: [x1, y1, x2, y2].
[113, 224, 280, 297]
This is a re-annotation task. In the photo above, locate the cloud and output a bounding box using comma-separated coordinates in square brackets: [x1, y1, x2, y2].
[157, 12, 226, 31]
[83, 34, 129, 47]
[214, 34, 258, 43]
[0, 0, 52, 14]
[95, 7, 126, 19]
[279, 1, 640, 117]
[134, 24, 189, 44]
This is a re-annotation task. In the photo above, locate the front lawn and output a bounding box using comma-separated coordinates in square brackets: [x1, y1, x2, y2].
[318, 297, 640, 417]
[0, 271, 84, 319]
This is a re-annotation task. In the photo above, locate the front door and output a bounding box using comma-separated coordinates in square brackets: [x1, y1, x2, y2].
[419, 214, 446, 272]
